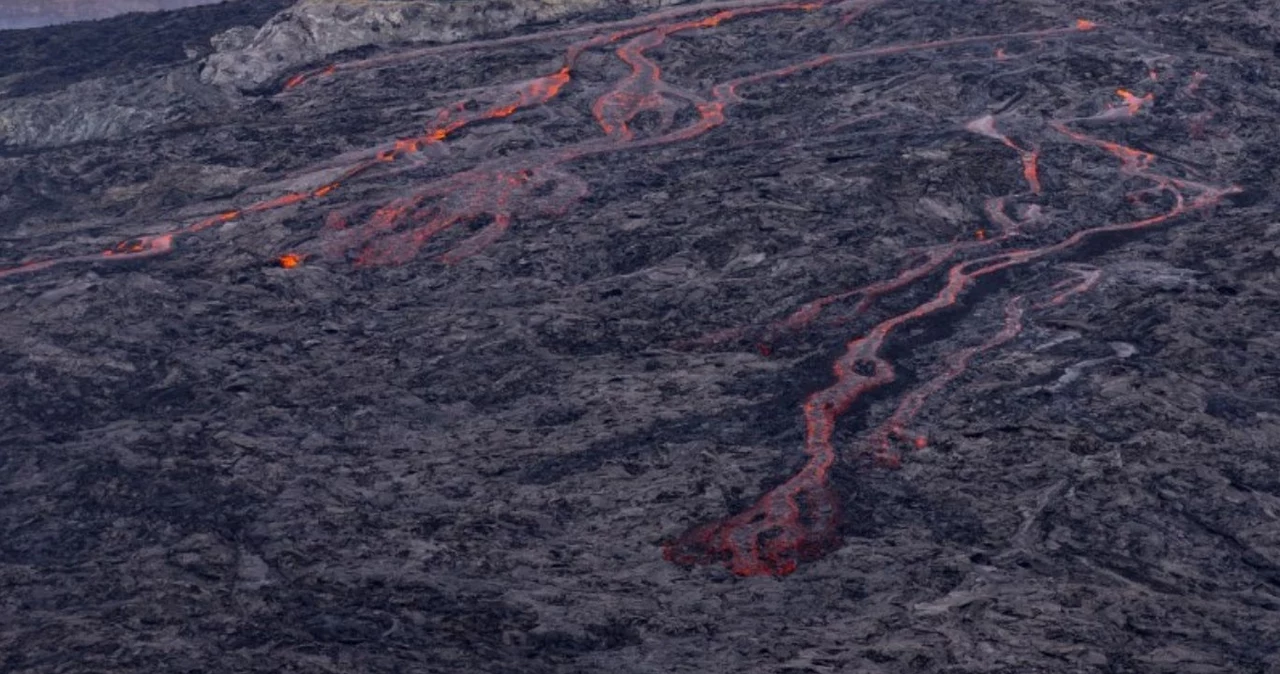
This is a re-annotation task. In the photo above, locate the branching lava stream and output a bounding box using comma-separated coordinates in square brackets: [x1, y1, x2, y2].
[0, 0, 1240, 577]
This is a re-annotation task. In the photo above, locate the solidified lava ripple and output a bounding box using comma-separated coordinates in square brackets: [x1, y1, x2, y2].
[0, 0, 1241, 578]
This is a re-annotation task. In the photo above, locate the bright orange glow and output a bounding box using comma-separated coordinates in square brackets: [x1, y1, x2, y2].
[669, 68, 1237, 575]
[965, 115, 1041, 194]
[697, 12, 728, 28]
[247, 193, 306, 212]
[1021, 149, 1042, 194]
[1115, 88, 1153, 115]
[0, 2, 1245, 579]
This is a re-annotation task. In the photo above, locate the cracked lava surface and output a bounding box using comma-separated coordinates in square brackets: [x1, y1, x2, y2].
[1, 0, 1278, 671]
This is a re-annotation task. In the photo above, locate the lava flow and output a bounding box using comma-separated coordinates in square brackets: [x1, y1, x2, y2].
[663, 86, 1237, 576]
[0, 1, 1241, 579]
[307, 1, 1102, 267]
[0, 0, 1093, 277]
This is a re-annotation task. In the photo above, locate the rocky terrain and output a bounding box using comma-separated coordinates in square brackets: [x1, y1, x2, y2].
[2, 0, 1279, 672]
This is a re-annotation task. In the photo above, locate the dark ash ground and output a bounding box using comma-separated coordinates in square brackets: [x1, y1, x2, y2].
[2, 0, 1279, 672]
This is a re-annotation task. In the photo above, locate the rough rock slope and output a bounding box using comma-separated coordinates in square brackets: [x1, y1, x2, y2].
[201, 0, 683, 91]
[1, 0, 1279, 672]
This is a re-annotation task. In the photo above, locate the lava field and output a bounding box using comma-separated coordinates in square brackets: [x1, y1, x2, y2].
[2, 0, 1279, 671]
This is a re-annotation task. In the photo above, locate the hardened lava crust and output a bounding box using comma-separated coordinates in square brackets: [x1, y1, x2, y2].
[1, 0, 1279, 672]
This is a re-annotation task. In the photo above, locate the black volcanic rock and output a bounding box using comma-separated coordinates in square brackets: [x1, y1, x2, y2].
[199, 0, 677, 92]
[0, 0, 294, 146]
[1, 0, 1279, 673]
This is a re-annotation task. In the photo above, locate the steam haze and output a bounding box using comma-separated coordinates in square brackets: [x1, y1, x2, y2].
[0, 0, 227, 29]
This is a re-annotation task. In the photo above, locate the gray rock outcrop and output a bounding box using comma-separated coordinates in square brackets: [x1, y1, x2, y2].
[200, 0, 686, 92]
[0, 67, 226, 148]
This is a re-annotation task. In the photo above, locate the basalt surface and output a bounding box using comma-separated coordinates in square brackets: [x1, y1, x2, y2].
[2, 0, 1279, 672]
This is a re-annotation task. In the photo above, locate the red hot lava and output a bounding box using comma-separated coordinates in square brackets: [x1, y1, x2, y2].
[664, 84, 1235, 576]
[0, 1, 1241, 579]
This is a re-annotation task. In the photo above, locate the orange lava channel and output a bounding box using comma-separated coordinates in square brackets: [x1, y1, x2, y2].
[0, 2, 1242, 582]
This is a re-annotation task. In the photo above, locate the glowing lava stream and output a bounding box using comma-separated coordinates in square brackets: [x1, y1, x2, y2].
[317, 9, 1097, 267]
[0, 0, 1095, 278]
[0, 0, 820, 279]
[663, 96, 1239, 576]
[0, 0, 1240, 581]
[281, 0, 866, 89]
[314, 1, 831, 266]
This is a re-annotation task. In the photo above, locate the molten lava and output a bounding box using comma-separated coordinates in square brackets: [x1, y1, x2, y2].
[0, 1, 1242, 580]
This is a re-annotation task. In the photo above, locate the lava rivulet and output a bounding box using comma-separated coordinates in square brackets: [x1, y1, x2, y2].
[0, 0, 1093, 277]
[0, 1, 1241, 578]
[665, 82, 1236, 575]
[291, 1, 1103, 284]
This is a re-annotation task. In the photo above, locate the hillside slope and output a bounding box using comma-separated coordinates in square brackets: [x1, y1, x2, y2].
[2, 1, 1278, 672]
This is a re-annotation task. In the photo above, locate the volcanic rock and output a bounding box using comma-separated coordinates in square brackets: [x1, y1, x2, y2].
[0, 0, 293, 147]
[1, 0, 1279, 672]
[200, 0, 684, 92]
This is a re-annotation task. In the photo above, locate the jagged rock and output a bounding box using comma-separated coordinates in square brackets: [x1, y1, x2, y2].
[2, 0, 1279, 672]
[209, 25, 260, 53]
[2, 0, 696, 148]
[0, 70, 208, 148]
[0, 0, 292, 148]
[200, 0, 686, 91]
